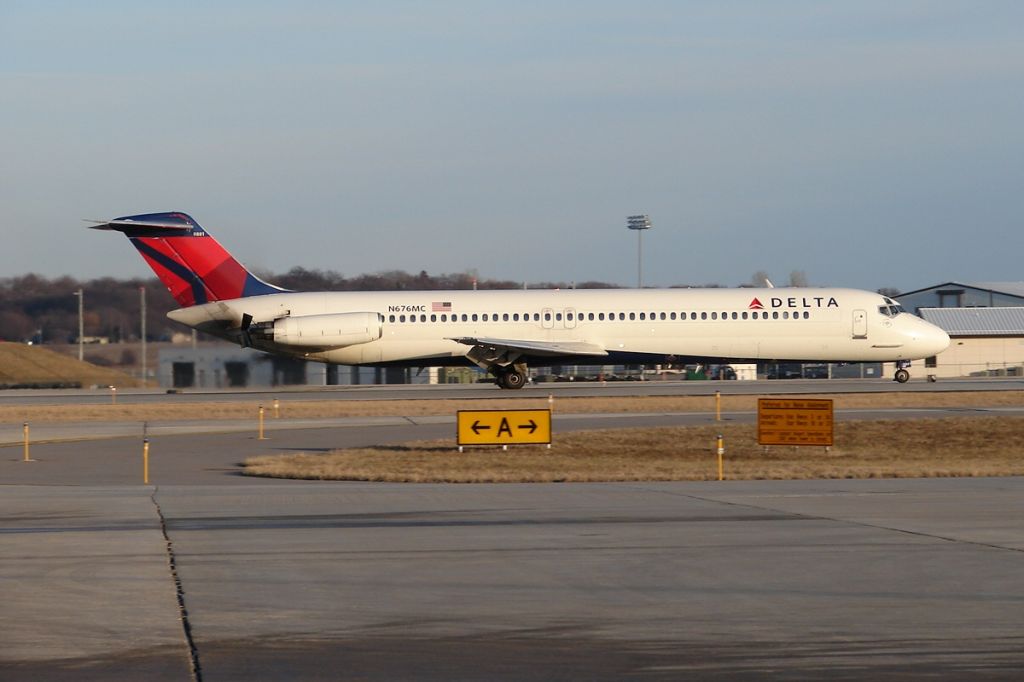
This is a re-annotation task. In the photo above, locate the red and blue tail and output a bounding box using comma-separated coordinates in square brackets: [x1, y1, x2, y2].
[88, 212, 287, 307]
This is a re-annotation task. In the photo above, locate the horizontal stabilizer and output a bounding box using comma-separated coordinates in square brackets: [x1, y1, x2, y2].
[84, 213, 199, 237]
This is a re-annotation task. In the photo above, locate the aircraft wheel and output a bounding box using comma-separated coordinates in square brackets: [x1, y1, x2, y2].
[502, 370, 527, 390]
[894, 369, 910, 384]
[493, 372, 509, 389]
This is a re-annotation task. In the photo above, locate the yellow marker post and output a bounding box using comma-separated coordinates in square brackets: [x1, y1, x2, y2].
[548, 394, 554, 412]
[717, 434, 724, 481]
[258, 406, 267, 440]
[143, 439, 150, 484]
[715, 391, 721, 422]
[22, 422, 32, 462]
[273, 398, 280, 419]
[111, 386, 117, 405]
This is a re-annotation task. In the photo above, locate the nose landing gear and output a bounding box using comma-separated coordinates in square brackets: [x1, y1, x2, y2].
[893, 360, 911, 384]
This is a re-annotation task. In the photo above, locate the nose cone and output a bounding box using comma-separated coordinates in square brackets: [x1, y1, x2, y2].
[908, 317, 950, 358]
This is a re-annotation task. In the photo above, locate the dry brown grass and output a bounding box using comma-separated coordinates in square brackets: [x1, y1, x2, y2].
[0, 343, 141, 389]
[3, 390, 1023, 424]
[243, 416, 1024, 483]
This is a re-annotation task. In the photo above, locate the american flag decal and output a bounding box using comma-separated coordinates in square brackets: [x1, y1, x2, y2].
[432, 301, 452, 312]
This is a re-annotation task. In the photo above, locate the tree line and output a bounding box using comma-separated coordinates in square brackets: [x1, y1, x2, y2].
[0, 269, 620, 344]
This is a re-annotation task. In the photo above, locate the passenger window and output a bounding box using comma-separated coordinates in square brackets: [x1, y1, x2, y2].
[482, 314, 489, 322]
[588, 312, 595, 321]
[803, 312, 810, 319]
[711, 312, 718, 320]
[431, 314, 437, 322]
[544, 312, 551, 321]
[639, 312, 646, 320]
[772, 312, 779, 319]
[389, 314, 396, 323]
[731, 312, 738, 320]
[619, 313, 625, 320]
[629, 312, 636, 320]
[503, 313, 509, 321]
[399, 315, 406, 322]
[472, 314, 478, 322]
[741, 312, 748, 320]
[566, 312, 573, 321]
[701, 312, 708, 320]
[670, 312, 676, 320]
[421, 314, 426, 322]
[555, 312, 563, 321]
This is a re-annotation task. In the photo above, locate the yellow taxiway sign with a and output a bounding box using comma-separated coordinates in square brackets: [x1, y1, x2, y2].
[457, 409, 552, 446]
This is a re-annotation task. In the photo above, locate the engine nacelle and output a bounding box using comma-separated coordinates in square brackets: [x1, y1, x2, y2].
[261, 312, 383, 348]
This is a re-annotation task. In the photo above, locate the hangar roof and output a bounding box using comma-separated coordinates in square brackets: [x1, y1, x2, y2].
[899, 281, 1024, 299]
[920, 307, 1024, 336]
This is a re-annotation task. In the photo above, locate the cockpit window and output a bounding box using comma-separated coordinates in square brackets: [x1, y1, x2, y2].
[878, 304, 905, 318]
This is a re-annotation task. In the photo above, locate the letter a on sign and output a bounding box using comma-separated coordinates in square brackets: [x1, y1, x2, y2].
[497, 417, 513, 437]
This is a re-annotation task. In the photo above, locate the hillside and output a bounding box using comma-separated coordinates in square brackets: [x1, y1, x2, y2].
[0, 343, 143, 389]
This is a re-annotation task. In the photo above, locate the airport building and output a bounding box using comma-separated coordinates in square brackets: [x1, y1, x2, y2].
[896, 282, 1024, 380]
[157, 346, 471, 389]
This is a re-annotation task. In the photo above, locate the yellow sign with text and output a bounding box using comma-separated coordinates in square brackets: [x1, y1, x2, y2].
[457, 409, 552, 446]
[757, 398, 834, 446]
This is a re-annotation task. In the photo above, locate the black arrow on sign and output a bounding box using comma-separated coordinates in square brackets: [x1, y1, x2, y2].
[471, 421, 491, 435]
[518, 419, 538, 434]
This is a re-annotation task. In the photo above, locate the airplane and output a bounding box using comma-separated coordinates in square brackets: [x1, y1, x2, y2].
[88, 211, 950, 388]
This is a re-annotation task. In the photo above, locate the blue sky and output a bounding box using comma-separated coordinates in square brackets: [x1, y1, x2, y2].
[2, 1, 1022, 291]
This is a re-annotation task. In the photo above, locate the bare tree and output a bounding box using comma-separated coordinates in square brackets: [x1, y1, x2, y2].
[787, 270, 809, 287]
[750, 271, 772, 288]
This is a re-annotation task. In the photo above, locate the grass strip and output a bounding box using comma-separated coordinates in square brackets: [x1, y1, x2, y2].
[3, 391, 1024, 423]
[243, 416, 1024, 483]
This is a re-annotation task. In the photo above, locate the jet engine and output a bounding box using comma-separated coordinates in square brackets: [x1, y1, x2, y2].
[251, 312, 383, 348]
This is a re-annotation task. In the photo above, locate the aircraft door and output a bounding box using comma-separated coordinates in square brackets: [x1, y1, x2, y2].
[564, 308, 577, 329]
[541, 308, 554, 330]
[852, 309, 868, 339]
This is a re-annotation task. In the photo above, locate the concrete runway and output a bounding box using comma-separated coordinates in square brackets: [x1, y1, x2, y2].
[2, 383, 1024, 680]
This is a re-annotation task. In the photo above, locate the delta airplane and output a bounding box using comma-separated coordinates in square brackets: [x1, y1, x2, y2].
[89, 212, 950, 388]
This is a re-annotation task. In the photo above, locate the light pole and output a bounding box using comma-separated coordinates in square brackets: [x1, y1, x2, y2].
[626, 214, 652, 287]
[73, 289, 84, 361]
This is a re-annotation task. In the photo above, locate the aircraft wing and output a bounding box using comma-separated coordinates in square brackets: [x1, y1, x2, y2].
[448, 336, 608, 357]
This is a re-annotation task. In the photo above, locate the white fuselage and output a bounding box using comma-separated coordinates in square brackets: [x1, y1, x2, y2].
[168, 286, 950, 368]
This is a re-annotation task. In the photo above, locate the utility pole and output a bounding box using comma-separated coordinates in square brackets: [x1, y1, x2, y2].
[140, 286, 147, 385]
[626, 215, 652, 288]
[74, 289, 84, 361]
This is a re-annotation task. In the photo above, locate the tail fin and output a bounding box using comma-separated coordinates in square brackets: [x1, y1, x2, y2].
[87, 212, 287, 307]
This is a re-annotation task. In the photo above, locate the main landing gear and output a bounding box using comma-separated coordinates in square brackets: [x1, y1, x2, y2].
[494, 368, 527, 390]
[893, 360, 911, 384]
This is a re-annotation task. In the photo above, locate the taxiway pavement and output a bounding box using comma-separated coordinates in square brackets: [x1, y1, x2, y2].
[2, 478, 1023, 680]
